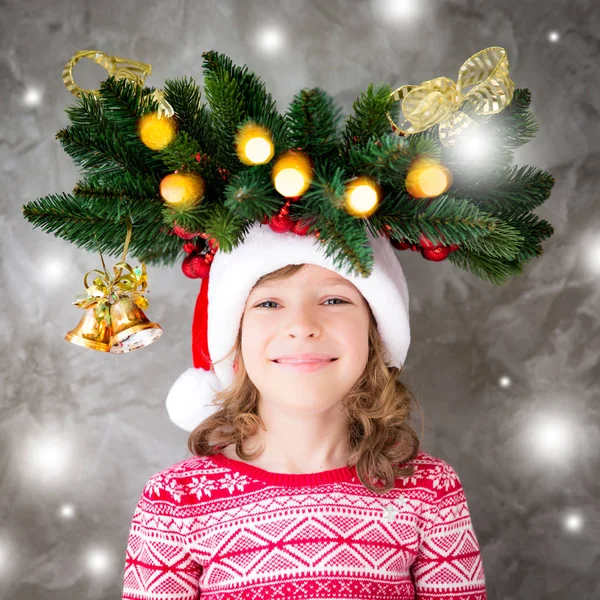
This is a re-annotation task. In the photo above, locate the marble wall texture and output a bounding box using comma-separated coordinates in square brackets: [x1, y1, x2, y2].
[1, 0, 599, 598]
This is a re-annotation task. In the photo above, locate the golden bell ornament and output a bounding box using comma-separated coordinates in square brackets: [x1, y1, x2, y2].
[65, 305, 112, 352]
[108, 296, 163, 353]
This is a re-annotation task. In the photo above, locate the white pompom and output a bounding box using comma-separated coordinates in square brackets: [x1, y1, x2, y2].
[165, 367, 225, 432]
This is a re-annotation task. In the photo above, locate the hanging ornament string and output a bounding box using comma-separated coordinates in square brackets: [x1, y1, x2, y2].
[72, 216, 150, 325]
[385, 46, 515, 147]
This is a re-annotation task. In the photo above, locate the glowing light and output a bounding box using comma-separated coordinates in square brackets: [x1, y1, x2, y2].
[525, 414, 575, 462]
[371, 0, 423, 22]
[42, 256, 68, 284]
[256, 26, 284, 53]
[498, 375, 512, 388]
[452, 127, 492, 164]
[0, 537, 10, 575]
[24, 86, 43, 107]
[406, 158, 452, 198]
[548, 31, 560, 42]
[159, 172, 205, 208]
[345, 177, 380, 217]
[580, 233, 600, 276]
[235, 122, 274, 165]
[246, 138, 272, 163]
[563, 512, 583, 533]
[26, 435, 71, 484]
[271, 151, 312, 197]
[86, 548, 112, 574]
[137, 112, 177, 151]
[60, 504, 76, 519]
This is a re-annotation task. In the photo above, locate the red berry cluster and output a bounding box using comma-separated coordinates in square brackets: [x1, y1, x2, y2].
[195, 152, 229, 182]
[261, 197, 318, 236]
[381, 224, 460, 262]
[181, 233, 219, 279]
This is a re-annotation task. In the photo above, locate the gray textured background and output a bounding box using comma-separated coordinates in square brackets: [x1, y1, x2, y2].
[1, 0, 599, 598]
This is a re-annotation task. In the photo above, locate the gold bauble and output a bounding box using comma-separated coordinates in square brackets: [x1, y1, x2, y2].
[271, 151, 313, 197]
[345, 176, 380, 218]
[138, 112, 177, 151]
[235, 122, 275, 165]
[405, 158, 452, 198]
[159, 172, 205, 209]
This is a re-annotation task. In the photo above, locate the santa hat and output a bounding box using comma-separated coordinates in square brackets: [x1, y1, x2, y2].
[165, 221, 410, 432]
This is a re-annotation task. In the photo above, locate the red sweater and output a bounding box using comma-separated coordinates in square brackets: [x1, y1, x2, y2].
[122, 449, 487, 599]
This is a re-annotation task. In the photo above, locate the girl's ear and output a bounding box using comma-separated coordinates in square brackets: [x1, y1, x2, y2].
[233, 354, 239, 374]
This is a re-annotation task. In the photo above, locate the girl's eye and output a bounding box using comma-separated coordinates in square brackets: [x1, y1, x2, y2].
[255, 298, 349, 309]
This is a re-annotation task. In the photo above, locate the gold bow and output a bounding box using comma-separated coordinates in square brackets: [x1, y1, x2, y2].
[73, 262, 149, 325]
[385, 46, 515, 146]
[62, 49, 152, 98]
[72, 216, 149, 325]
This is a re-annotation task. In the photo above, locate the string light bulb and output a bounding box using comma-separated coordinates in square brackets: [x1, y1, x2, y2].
[405, 158, 452, 198]
[345, 176, 380, 217]
[159, 172, 205, 209]
[235, 122, 275, 165]
[271, 150, 313, 197]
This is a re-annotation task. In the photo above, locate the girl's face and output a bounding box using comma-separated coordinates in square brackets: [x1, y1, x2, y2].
[240, 264, 371, 416]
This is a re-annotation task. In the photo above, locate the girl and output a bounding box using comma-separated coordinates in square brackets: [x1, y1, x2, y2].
[122, 222, 487, 599]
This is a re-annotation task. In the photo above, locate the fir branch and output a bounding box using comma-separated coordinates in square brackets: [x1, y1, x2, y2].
[161, 75, 218, 157]
[461, 88, 539, 150]
[201, 203, 248, 254]
[501, 212, 555, 262]
[223, 165, 282, 221]
[312, 216, 376, 278]
[284, 88, 344, 159]
[74, 171, 160, 203]
[451, 165, 555, 214]
[63, 90, 106, 128]
[446, 246, 525, 286]
[344, 134, 441, 187]
[201, 50, 288, 171]
[299, 163, 350, 219]
[158, 130, 204, 173]
[200, 58, 246, 172]
[342, 82, 394, 146]
[99, 76, 150, 145]
[56, 123, 156, 175]
[160, 198, 214, 235]
[21, 191, 178, 266]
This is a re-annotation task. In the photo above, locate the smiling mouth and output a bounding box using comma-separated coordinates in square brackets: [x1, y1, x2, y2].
[272, 358, 338, 363]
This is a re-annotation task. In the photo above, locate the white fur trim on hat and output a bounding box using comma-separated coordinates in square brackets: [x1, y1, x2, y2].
[165, 366, 225, 432]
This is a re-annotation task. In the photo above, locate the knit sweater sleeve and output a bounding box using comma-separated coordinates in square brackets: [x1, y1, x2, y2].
[122, 473, 202, 599]
[410, 463, 487, 600]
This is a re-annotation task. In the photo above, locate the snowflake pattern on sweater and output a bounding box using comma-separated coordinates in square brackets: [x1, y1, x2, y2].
[122, 450, 487, 599]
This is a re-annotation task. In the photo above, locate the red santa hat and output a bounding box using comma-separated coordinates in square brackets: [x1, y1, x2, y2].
[165, 221, 410, 432]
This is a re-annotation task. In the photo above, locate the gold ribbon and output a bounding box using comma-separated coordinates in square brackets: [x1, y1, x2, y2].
[73, 215, 149, 325]
[62, 50, 152, 98]
[385, 46, 515, 146]
[145, 89, 175, 119]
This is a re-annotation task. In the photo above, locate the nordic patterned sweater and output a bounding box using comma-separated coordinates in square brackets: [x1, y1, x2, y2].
[122, 449, 487, 599]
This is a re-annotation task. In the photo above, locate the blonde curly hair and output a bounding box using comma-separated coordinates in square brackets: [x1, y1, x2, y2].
[187, 263, 424, 494]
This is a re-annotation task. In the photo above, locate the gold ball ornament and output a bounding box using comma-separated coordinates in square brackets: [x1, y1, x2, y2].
[235, 122, 275, 165]
[405, 158, 453, 198]
[271, 150, 313, 198]
[345, 176, 380, 218]
[138, 112, 177, 151]
[159, 172, 205, 209]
